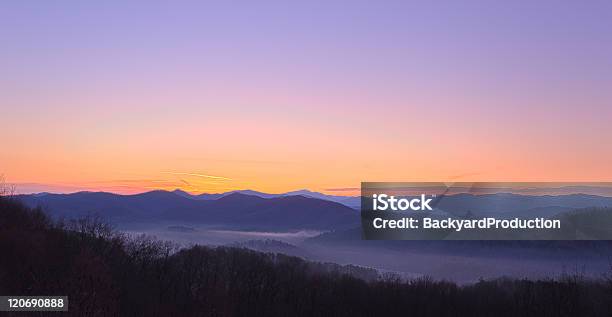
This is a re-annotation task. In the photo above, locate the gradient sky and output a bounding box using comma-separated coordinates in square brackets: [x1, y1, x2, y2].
[1, 1, 612, 195]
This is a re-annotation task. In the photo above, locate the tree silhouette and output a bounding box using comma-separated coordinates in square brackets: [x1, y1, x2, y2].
[1, 194, 611, 316]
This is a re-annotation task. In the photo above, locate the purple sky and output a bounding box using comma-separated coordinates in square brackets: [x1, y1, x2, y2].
[1, 1, 612, 194]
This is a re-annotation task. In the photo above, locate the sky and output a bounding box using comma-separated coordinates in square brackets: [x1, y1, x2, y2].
[1, 0, 612, 195]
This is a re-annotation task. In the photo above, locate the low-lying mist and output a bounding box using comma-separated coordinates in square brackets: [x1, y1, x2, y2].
[119, 223, 612, 284]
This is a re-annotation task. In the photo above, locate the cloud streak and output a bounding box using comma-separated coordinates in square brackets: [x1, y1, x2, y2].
[161, 172, 232, 181]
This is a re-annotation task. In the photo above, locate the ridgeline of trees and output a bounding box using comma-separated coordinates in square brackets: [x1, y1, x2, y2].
[1, 195, 612, 316]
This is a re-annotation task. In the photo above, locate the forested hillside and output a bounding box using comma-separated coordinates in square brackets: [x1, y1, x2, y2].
[1, 195, 611, 316]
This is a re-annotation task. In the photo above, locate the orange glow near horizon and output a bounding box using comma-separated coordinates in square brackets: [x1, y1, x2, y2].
[3, 101, 612, 195]
[3, 103, 612, 195]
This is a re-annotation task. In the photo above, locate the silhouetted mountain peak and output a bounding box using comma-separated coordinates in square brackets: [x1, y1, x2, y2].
[216, 192, 267, 203]
[172, 189, 195, 199]
[131, 190, 183, 199]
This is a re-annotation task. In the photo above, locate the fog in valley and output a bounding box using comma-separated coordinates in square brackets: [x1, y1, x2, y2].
[119, 222, 612, 284]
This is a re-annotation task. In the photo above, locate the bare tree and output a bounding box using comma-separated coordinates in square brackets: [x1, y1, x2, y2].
[67, 213, 116, 240]
[0, 175, 16, 197]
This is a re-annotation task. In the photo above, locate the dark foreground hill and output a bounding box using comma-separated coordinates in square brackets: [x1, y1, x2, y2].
[1, 195, 612, 316]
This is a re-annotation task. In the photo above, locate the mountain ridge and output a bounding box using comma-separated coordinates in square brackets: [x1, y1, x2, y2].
[15, 191, 359, 231]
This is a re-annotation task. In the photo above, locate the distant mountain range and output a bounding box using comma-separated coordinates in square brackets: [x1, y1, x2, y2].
[433, 193, 612, 215]
[15, 190, 612, 233]
[171, 189, 361, 209]
[16, 190, 359, 231]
